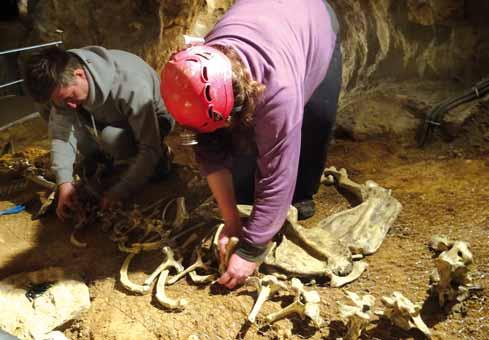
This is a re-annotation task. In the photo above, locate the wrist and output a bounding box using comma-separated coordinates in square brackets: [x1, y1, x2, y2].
[234, 239, 270, 262]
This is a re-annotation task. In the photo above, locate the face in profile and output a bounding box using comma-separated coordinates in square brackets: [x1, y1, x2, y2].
[51, 68, 89, 109]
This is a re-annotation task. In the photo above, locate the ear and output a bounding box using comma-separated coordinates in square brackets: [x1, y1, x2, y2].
[73, 68, 86, 79]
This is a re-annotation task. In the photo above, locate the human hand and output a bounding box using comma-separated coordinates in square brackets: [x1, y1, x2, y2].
[56, 182, 78, 221]
[218, 253, 258, 289]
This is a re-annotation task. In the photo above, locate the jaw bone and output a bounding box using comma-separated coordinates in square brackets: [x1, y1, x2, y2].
[376, 292, 431, 338]
[430, 239, 474, 306]
[338, 291, 375, 340]
[247, 275, 288, 323]
[265, 278, 323, 328]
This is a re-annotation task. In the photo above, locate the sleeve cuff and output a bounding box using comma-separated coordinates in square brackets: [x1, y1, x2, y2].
[234, 239, 269, 262]
[55, 169, 74, 185]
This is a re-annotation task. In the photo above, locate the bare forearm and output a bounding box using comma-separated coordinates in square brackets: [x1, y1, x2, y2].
[207, 169, 240, 225]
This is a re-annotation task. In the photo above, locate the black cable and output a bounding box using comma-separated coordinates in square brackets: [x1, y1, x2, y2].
[417, 77, 489, 147]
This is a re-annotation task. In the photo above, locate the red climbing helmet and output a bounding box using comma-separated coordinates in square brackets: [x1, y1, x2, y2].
[160, 45, 234, 133]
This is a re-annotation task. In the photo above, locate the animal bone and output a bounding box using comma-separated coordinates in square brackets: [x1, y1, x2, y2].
[376, 292, 431, 338]
[156, 269, 189, 311]
[429, 235, 453, 252]
[338, 291, 375, 340]
[321, 166, 367, 204]
[119, 253, 148, 294]
[119, 247, 183, 295]
[213, 223, 240, 274]
[431, 240, 473, 306]
[70, 230, 87, 248]
[247, 275, 288, 323]
[166, 248, 214, 285]
[266, 278, 322, 328]
[330, 261, 368, 288]
[162, 197, 189, 232]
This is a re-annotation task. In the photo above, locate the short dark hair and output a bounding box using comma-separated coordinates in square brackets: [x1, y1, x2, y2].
[22, 46, 82, 102]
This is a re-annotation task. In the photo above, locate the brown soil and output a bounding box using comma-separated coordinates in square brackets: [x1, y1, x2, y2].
[0, 117, 488, 340]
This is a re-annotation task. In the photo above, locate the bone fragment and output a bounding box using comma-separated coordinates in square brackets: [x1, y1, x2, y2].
[429, 235, 453, 252]
[119, 253, 148, 294]
[330, 261, 368, 288]
[321, 167, 366, 204]
[432, 240, 473, 306]
[167, 248, 212, 285]
[376, 292, 431, 338]
[162, 197, 189, 231]
[338, 291, 375, 340]
[247, 275, 288, 323]
[70, 230, 87, 248]
[144, 247, 184, 288]
[25, 174, 56, 190]
[156, 269, 189, 311]
[119, 247, 183, 295]
[266, 278, 322, 328]
[221, 236, 239, 274]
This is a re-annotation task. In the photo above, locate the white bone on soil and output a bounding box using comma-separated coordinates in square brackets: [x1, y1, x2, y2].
[376, 291, 431, 338]
[247, 275, 288, 323]
[429, 235, 453, 252]
[156, 269, 189, 311]
[143, 246, 184, 288]
[338, 291, 375, 340]
[265, 278, 322, 328]
[119, 246, 183, 295]
[432, 240, 473, 306]
[330, 261, 368, 288]
[167, 247, 212, 285]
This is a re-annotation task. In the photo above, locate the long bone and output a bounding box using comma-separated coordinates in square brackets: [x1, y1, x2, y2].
[265, 278, 322, 327]
[338, 291, 375, 340]
[247, 275, 288, 323]
[119, 246, 183, 294]
[376, 292, 431, 338]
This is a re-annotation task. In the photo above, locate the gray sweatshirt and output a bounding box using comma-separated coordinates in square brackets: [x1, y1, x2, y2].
[48, 46, 174, 198]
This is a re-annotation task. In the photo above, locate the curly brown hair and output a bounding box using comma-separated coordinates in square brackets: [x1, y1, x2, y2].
[22, 46, 82, 103]
[197, 44, 266, 153]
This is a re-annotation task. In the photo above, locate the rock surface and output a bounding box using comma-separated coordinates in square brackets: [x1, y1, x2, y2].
[0, 267, 90, 340]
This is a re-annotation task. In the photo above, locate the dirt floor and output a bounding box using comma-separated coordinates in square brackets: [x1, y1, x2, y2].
[0, 113, 488, 340]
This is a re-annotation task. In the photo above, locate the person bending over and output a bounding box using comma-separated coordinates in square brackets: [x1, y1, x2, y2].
[23, 46, 174, 219]
[161, 0, 342, 289]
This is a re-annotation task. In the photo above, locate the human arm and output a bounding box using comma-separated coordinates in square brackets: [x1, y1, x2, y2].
[105, 87, 173, 200]
[48, 106, 80, 220]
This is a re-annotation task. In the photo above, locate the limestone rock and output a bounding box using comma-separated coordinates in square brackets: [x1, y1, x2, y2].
[0, 267, 90, 340]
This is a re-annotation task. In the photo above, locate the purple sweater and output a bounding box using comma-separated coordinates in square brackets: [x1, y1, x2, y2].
[198, 0, 337, 246]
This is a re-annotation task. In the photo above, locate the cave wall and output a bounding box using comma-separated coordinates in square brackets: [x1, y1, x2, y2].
[331, 0, 489, 93]
[1, 0, 488, 90]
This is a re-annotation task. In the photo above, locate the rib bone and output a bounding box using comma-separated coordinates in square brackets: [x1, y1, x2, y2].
[156, 269, 189, 311]
[119, 247, 183, 295]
